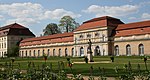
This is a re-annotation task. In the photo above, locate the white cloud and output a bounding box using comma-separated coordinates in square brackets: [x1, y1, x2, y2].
[141, 13, 150, 20]
[42, 9, 81, 20]
[6, 18, 39, 26]
[0, 2, 43, 19]
[129, 13, 150, 21]
[0, 2, 81, 26]
[83, 5, 139, 17]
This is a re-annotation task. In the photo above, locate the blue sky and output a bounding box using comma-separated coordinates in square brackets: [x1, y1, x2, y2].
[0, 0, 150, 36]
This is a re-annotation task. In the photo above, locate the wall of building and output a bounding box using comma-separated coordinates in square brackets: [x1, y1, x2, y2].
[74, 27, 111, 56]
[114, 34, 150, 56]
[20, 42, 74, 57]
[0, 35, 34, 57]
[18, 17, 150, 57]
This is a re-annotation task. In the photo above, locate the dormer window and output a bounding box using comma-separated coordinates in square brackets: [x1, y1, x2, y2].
[87, 34, 91, 38]
[140, 29, 143, 31]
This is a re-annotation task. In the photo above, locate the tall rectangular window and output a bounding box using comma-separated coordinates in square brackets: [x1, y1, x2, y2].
[53, 49, 55, 56]
[126, 45, 131, 56]
[139, 44, 144, 56]
[4, 43, 6, 48]
[2, 43, 3, 48]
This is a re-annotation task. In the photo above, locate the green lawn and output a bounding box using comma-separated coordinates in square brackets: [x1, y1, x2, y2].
[0, 56, 149, 77]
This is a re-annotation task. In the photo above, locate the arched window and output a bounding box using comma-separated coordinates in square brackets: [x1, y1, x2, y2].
[26, 51, 27, 57]
[33, 50, 36, 57]
[139, 44, 144, 56]
[2, 52, 4, 57]
[20, 51, 21, 56]
[72, 48, 74, 56]
[53, 49, 55, 56]
[42, 50, 45, 56]
[126, 44, 131, 56]
[95, 46, 100, 56]
[4, 52, 6, 57]
[47, 49, 50, 57]
[29, 50, 31, 57]
[59, 49, 61, 56]
[103, 49, 105, 56]
[80, 47, 84, 56]
[115, 45, 119, 56]
[38, 50, 40, 57]
[22, 51, 24, 57]
[65, 48, 68, 56]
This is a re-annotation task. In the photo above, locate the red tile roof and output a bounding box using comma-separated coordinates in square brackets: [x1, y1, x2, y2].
[20, 32, 73, 46]
[116, 20, 150, 30]
[115, 20, 150, 37]
[115, 27, 150, 37]
[75, 16, 124, 31]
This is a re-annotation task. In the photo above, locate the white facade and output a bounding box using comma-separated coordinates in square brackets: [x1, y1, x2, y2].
[0, 36, 7, 57]
[74, 27, 112, 56]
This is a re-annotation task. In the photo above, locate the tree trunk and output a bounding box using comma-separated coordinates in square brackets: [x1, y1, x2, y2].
[66, 24, 69, 32]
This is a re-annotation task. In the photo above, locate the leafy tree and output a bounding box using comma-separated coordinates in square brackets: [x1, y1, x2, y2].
[7, 39, 22, 57]
[59, 16, 79, 32]
[7, 46, 19, 57]
[43, 23, 61, 36]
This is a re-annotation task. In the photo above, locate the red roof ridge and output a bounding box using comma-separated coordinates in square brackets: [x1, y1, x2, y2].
[21, 32, 73, 42]
[0, 23, 26, 30]
[83, 16, 120, 24]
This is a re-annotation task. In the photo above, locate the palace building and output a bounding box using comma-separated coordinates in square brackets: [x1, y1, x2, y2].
[0, 23, 35, 57]
[19, 16, 150, 57]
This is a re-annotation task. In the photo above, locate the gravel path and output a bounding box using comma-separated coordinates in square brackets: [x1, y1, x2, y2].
[73, 61, 111, 64]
